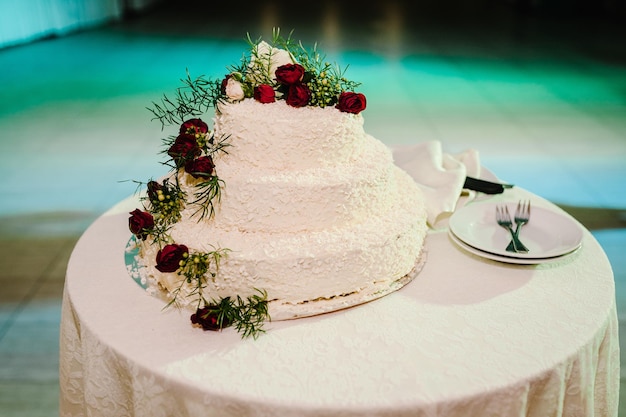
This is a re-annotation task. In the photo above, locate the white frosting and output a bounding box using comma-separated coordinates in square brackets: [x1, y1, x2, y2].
[213, 99, 366, 170]
[139, 99, 428, 320]
[181, 134, 397, 233]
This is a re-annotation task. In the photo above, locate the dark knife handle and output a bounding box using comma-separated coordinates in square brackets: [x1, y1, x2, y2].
[463, 177, 505, 194]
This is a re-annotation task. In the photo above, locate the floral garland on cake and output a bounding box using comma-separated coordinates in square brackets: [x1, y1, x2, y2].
[149, 28, 366, 125]
[128, 29, 367, 338]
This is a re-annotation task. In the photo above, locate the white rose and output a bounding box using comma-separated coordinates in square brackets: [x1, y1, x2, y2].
[248, 41, 294, 83]
[225, 77, 245, 101]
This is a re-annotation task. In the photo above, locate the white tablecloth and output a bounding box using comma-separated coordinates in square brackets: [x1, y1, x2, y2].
[59, 188, 620, 417]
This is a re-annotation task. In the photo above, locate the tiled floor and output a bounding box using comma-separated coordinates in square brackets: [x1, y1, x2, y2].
[1, 0, 625, 415]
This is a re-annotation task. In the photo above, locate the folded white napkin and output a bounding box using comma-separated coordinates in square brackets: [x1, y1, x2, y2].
[391, 141, 480, 227]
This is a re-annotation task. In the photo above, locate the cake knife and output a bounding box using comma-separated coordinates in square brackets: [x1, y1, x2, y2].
[463, 176, 514, 194]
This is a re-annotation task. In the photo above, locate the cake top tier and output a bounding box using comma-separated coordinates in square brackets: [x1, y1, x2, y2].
[149, 29, 367, 128]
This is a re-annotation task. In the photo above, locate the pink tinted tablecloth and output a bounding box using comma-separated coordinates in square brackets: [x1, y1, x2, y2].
[60, 188, 619, 417]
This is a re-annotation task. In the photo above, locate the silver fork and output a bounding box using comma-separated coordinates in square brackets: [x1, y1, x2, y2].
[510, 200, 531, 252]
[496, 205, 528, 253]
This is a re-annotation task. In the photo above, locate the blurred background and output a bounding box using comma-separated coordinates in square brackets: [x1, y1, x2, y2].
[0, 0, 625, 415]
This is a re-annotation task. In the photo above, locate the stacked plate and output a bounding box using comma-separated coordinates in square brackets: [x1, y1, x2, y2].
[448, 200, 583, 264]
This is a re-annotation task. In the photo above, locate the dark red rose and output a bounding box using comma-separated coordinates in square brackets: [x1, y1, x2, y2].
[220, 74, 232, 95]
[184, 155, 215, 178]
[155, 244, 188, 273]
[191, 305, 232, 331]
[336, 92, 367, 114]
[128, 209, 154, 241]
[180, 118, 208, 136]
[253, 84, 276, 103]
[168, 134, 201, 167]
[146, 180, 163, 201]
[285, 83, 311, 107]
[275, 63, 305, 85]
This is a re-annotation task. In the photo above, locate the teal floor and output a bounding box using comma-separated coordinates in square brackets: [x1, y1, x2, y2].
[1, 1, 625, 415]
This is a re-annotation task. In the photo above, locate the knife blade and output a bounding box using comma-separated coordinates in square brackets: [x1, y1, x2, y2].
[463, 176, 514, 194]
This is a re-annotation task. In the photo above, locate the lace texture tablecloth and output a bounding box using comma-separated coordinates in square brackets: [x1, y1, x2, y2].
[59, 189, 620, 417]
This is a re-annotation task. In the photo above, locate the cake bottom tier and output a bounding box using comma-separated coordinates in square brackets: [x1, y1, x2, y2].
[137, 167, 428, 320]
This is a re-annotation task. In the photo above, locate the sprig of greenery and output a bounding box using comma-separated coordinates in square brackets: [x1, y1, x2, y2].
[293, 44, 360, 107]
[228, 290, 270, 339]
[191, 175, 224, 220]
[194, 134, 231, 216]
[149, 70, 223, 129]
[241, 28, 296, 86]
[205, 290, 270, 339]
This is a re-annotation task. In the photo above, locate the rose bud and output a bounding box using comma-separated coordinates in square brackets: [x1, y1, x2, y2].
[168, 134, 201, 167]
[155, 244, 188, 273]
[275, 63, 305, 85]
[184, 155, 215, 179]
[146, 181, 163, 202]
[220, 74, 232, 95]
[285, 83, 311, 108]
[336, 92, 367, 114]
[128, 209, 155, 241]
[191, 305, 232, 331]
[180, 118, 208, 136]
[253, 84, 276, 104]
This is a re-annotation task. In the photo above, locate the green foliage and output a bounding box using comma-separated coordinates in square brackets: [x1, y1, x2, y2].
[149, 70, 223, 129]
[208, 290, 270, 339]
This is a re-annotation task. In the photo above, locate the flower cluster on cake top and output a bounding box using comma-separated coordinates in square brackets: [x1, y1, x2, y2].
[222, 33, 366, 113]
[150, 29, 366, 127]
[129, 30, 365, 339]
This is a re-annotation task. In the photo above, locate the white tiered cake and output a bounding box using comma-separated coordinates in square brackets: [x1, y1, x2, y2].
[129, 33, 428, 336]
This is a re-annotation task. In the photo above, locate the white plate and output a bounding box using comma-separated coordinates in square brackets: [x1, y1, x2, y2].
[448, 229, 579, 264]
[449, 201, 583, 259]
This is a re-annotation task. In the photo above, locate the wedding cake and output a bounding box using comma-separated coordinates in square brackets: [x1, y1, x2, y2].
[128, 31, 428, 337]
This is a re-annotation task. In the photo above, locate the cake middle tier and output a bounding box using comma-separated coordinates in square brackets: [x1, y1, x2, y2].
[180, 136, 398, 233]
[139, 166, 428, 321]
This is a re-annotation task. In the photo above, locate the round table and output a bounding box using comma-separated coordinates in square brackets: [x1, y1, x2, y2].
[59, 188, 620, 417]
